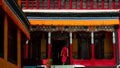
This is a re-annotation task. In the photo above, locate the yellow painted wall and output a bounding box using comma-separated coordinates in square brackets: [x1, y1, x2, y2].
[0, 29, 22, 68]
[73, 39, 78, 53]
[41, 33, 47, 59]
[104, 32, 113, 58]
[0, 58, 18, 68]
[72, 33, 78, 58]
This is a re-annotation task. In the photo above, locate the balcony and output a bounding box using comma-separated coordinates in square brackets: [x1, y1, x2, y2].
[21, 0, 120, 10]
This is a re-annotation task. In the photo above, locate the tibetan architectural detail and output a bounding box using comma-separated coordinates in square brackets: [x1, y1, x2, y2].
[96, 26, 114, 31]
[22, 0, 120, 10]
[1, 0, 120, 68]
[31, 25, 114, 32]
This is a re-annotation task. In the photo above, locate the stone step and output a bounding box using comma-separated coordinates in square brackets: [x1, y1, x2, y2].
[51, 65, 85, 68]
[23, 65, 85, 68]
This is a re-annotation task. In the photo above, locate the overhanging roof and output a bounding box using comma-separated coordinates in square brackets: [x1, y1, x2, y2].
[29, 17, 119, 26]
[2, 0, 30, 39]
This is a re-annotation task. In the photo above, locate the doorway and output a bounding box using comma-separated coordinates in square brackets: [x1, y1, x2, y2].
[52, 40, 66, 65]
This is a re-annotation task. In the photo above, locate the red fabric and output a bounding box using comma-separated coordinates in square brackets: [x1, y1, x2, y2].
[61, 46, 68, 63]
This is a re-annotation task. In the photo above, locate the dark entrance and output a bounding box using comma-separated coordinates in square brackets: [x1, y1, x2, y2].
[52, 40, 66, 65]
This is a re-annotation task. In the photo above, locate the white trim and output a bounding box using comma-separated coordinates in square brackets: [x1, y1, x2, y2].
[117, 65, 120, 68]
[23, 9, 119, 13]
[70, 32, 72, 44]
[72, 65, 85, 67]
[113, 32, 115, 44]
[26, 40, 29, 44]
[48, 32, 51, 44]
[91, 32, 94, 44]
[36, 65, 46, 68]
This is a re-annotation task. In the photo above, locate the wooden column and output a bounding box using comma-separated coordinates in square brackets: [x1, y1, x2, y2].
[3, 14, 8, 68]
[4, 14, 8, 61]
[17, 29, 21, 68]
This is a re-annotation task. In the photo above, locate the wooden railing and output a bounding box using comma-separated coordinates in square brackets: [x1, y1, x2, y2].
[21, 0, 120, 9]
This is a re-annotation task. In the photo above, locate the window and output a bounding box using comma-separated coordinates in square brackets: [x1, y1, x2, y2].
[72, 0, 76, 9]
[50, 0, 54, 8]
[109, 0, 113, 8]
[50, 0, 59, 9]
[88, 0, 91, 8]
[94, 32, 113, 59]
[72, 32, 91, 59]
[61, 0, 66, 8]
[8, 18, 17, 64]
[93, 0, 97, 8]
[104, 0, 109, 8]
[26, 0, 38, 9]
[39, 0, 43, 9]
[0, 13, 4, 58]
[82, 0, 86, 8]
[54, 0, 59, 8]
[30, 32, 47, 61]
[28, 0, 33, 9]
[98, 0, 102, 8]
[115, 0, 119, 8]
[76, 0, 80, 8]
[44, 0, 48, 9]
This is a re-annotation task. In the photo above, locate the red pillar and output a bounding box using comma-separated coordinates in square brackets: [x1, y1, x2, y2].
[48, 32, 51, 58]
[96, 0, 98, 9]
[112, 0, 115, 9]
[112, 32, 116, 64]
[118, 27, 120, 63]
[102, 0, 104, 9]
[42, 0, 44, 9]
[86, 0, 88, 9]
[48, 44, 51, 58]
[91, 44, 94, 60]
[58, 0, 61, 9]
[26, 0, 28, 9]
[36, 0, 39, 9]
[25, 40, 29, 59]
[70, 0, 72, 9]
[48, 0, 50, 9]
[32, 0, 34, 9]
[108, 0, 110, 9]
[91, 0, 94, 9]
[80, 0, 83, 9]
[119, 0, 120, 9]
[64, 0, 66, 9]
